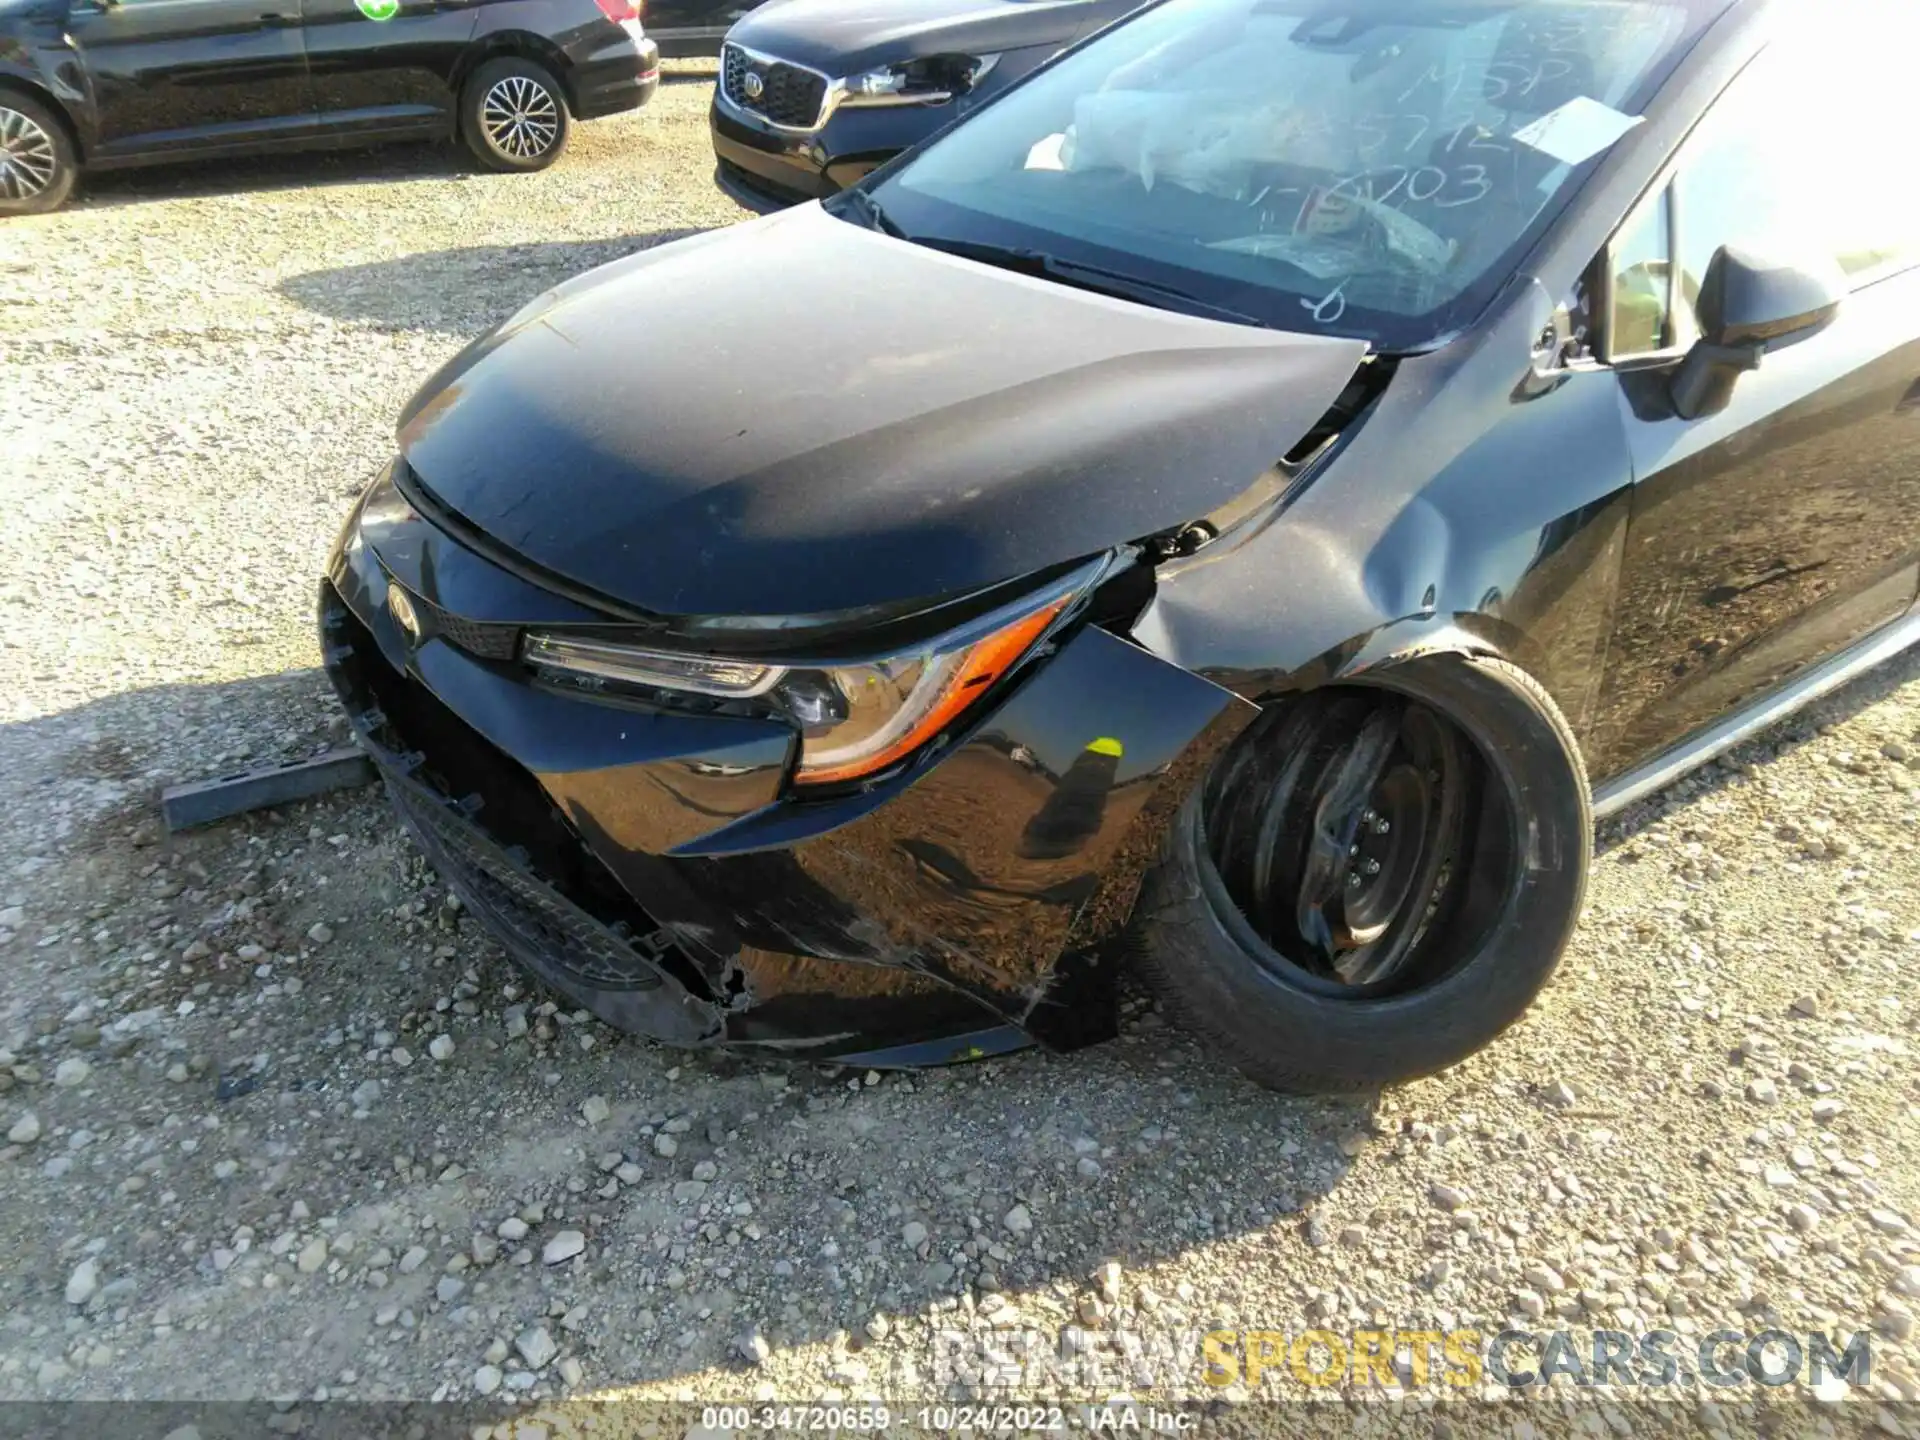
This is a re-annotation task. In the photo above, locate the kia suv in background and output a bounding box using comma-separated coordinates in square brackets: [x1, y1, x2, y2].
[710, 0, 1134, 210]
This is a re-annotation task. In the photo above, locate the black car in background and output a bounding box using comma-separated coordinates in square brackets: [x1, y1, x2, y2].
[326, 0, 1920, 1093]
[0, 0, 663, 214]
[710, 0, 1133, 210]
[646, 0, 763, 57]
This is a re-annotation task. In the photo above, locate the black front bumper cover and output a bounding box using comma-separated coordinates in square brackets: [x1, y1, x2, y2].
[321, 465, 1255, 1063]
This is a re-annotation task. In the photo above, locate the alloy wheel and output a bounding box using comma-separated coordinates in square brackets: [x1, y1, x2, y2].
[1199, 687, 1504, 998]
[0, 106, 58, 203]
[480, 76, 560, 161]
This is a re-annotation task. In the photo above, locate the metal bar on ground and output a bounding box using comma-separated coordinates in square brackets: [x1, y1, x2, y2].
[161, 746, 377, 832]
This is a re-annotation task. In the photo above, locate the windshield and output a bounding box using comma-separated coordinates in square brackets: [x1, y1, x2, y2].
[865, 0, 1719, 349]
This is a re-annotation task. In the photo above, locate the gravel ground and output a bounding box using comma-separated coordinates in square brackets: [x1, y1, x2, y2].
[3, 65, 1920, 1431]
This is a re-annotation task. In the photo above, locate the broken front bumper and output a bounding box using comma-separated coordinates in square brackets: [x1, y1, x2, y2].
[319, 466, 1254, 1064]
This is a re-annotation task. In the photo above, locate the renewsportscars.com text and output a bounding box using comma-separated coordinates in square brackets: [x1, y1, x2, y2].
[928, 1326, 1873, 1393]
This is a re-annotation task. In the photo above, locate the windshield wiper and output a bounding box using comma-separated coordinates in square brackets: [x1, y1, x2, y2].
[833, 188, 906, 239]
[905, 236, 1268, 328]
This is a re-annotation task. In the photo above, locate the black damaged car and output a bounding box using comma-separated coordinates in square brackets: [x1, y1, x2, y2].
[323, 0, 1920, 1091]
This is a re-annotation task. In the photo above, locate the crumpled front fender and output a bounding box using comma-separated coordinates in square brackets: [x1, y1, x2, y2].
[685, 624, 1261, 1050]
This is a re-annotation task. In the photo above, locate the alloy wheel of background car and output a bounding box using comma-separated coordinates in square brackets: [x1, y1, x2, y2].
[460, 59, 571, 173]
[1128, 656, 1591, 1094]
[0, 94, 77, 216]
[483, 77, 559, 160]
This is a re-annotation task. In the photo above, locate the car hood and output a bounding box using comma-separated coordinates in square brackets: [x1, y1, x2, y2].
[726, 0, 1108, 72]
[397, 204, 1369, 620]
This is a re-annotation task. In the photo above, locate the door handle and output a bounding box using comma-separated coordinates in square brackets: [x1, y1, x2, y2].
[259, 10, 295, 23]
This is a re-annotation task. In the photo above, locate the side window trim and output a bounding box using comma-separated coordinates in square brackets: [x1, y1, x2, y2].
[1597, 178, 1687, 368]
[1666, 175, 1697, 349]
[1585, 42, 1772, 370]
[1578, 21, 1916, 370]
[1667, 25, 1919, 306]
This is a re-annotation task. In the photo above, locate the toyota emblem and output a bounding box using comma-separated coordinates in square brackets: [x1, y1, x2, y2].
[742, 70, 765, 99]
[387, 584, 423, 644]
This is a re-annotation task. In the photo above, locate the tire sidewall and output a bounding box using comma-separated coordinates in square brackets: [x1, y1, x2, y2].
[461, 59, 570, 173]
[0, 90, 78, 216]
[1136, 657, 1590, 1091]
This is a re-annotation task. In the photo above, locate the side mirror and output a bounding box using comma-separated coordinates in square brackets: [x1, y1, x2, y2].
[1670, 245, 1845, 420]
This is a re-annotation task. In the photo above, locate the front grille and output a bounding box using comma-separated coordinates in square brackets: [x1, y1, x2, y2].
[412, 593, 520, 662]
[721, 42, 831, 130]
[324, 581, 710, 999]
[390, 770, 685, 993]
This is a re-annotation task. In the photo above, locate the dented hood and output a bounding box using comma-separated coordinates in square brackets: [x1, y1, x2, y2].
[397, 204, 1369, 619]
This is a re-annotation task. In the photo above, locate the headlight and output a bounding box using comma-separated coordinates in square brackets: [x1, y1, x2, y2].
[523, 556, 1105, 787]
[838, 53, 999, 107]
[519, 638, 780, 698]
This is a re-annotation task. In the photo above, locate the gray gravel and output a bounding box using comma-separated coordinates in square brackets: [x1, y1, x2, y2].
[2, 64, 1919, 1422]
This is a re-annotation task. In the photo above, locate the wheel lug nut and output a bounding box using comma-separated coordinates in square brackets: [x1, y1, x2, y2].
[1374, 818, 1391, 834]
[1364, 859, 1381, 875]
[1361, 808, 1376, 823]
[1348, 843, 1360, 857]
[1346, 873, 1362, 889]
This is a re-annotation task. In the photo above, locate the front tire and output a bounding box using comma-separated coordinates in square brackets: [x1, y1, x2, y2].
[1129, 656, 1590, 1094]
[460, 58, 571, 173]
[0, 92, 77, 217]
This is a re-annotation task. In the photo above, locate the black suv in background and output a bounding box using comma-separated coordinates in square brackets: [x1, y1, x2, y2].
[0, 0, 663, 214]
[710, 0, 1133, 210]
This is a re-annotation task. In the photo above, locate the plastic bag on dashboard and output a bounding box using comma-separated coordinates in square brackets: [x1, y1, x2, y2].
[1064, 89, 1321, 200]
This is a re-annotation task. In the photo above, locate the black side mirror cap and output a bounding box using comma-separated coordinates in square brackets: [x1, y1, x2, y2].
[1671, 245, 1846, 420]
[1698, 244, 1846, 349]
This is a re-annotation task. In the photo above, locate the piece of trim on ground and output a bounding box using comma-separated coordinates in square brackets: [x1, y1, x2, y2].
[160, 746, 377, 832]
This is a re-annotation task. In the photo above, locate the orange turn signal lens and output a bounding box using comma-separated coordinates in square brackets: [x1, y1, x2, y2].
[521, 558, 1108, 788]
[791, 597, 1070, 786]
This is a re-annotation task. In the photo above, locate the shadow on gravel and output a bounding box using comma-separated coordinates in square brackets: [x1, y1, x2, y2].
[8, 638, 1915, 1392]
[74, 140, 469, 212]
[277, 228, 710, 334]
[0, 666, 1376, 1380]
[0, 667, 346, 859]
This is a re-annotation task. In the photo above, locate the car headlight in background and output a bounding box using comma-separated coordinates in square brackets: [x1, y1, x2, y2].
[838, 53, 999, 107]
[522, 555, 1105, 786]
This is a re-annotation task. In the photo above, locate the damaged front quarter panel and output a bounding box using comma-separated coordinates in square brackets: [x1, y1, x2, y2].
[669, 622, 1260, 1053]
[1130, 277, 1636, 743]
